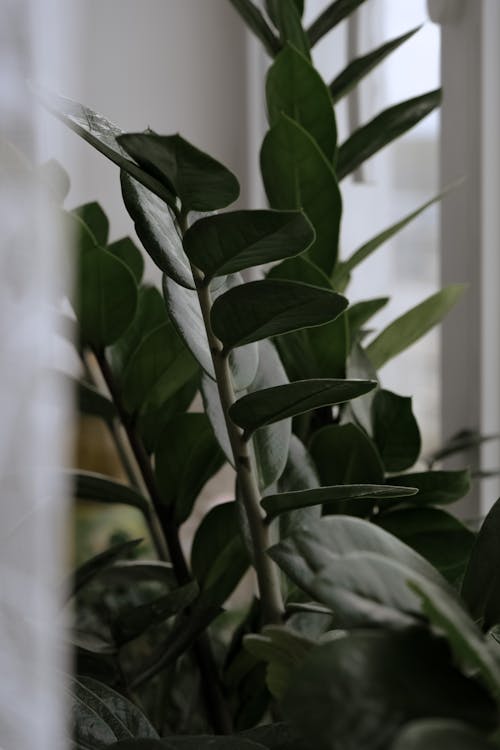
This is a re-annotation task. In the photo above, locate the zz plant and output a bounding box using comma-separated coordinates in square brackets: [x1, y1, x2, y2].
[37, 0, 500, 748]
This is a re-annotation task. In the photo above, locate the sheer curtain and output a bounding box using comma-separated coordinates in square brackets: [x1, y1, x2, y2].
[0, 1, 71, 748]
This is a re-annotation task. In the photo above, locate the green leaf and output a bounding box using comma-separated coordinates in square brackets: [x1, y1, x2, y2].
[409, 575, 500, 699]
[230, 378, 375, 434]
[72, 202, 109, 245]
[73, 676, 158, 749]
[310, 551, 427, 628]
[269, 514, 444, 597]
[269, 257, 348, 381]
[163, 273, 259, 390]
[249, 340, 292, 490]
[372, 389, 421, 472]
[262, 484, 418, 521]
[307, 0, 368, 47]
[110, 738, 267, 749]
[277, 434, 321, 539]
[191, 501, 250, 605]
[228, 0, 281, 57]
[281, 630, 497, 750]
[118, 133, 240, 213]
[392, 719, 497, 750]
[201, 372, 233, 466]
[377, 507, 475, 583]
[266, 0, 304, 23]
[238, 723, 308, 750]
[154, 413, 225, 524]
[73, 215, 138, 349]
[329, 27, 421, 103]
[70, 539, 142, 599]
[211, 279, 347, 351]
[462, 497, 500, 631]
[35, 87, 176, 209]
[261, 114, 342, 274]
[386, 469, 471, 506]
[121, 320, 198, 414]
[110, 285, 167, 377]
[345, 341, 378, 433]
[137, 374, 199, 454]
[347, 297, 389, 342]
[263, 2, 310, 57]
[184, 209, 314, 282]
[310, 423, 384, 489]
[367, 285, 465, 369]
[332, 192, 445, 286]
[112, 582, 199, 644]
[120, 172, 194, 288]
[429, 429, 500, 466]
[72, 471, 149, 514]
[266, 45, 335, 160]
[107, 237, 144, 285]
[337, 89, 442, 179]
[74, 377, 116, 424]
[245, 626, 314, 700]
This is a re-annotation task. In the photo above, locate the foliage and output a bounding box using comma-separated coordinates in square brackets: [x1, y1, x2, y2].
[38, 1, 499, 748]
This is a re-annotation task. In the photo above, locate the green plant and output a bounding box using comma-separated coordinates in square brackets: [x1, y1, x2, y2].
[37, 1, 500, 748]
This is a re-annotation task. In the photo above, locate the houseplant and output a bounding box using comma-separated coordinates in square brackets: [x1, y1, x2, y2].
[38, 0, 500, 747]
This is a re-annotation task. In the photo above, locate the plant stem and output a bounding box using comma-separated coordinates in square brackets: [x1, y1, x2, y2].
[94, 349, 233, 735]
[192, 270, 284, 625]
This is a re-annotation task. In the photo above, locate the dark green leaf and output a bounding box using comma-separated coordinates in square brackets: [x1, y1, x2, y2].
[347, 297, 389, 342]
[121, 320, 198, 414]
[228, 0, 281, 57]
[96, 560, 175, 589]
[367, 285, 465, 369]
[372, 389, 421, 472]
[120, 172, 193, 288]
[107, 237, 144, 285]
[201, 372, 233, 466]
[110, 285, 167, 377]
[35, 87, 176, 208]
[110, 738, 266, 749]
[307, 0, 368, 47]
[72, 202, 109, 245]
[392, 719, 497, 750]
[261, 114, 342, 274]
[249, 340, 291, 490]
[211, 279, 347, 351]
[239, 722, 308, 750]
[74, 377, 116, 424]
[310, 423, 384, 488]
[310, 551, 427, 628]
[337, 90, 442, 180]
[184, 209, 314, 282]
[345, 341, 378, 433]
[267, 45, 335, 159]
[118, 133, 240, 212]
[268, 258, 348, 381]
[163, 273, 259, 390]
[409, 575, 500, 699]
[113, 582, 199, 644]
[329, 27, 421, 103]
[72, 471, 149, 514]
[191, 501, 250, 605]
[281, 630, 497, 750]
[73, 215, 138, 349]
[377, 507, 475, 583]
[386, 470, 471, 505]
[269, 514, 444, 597]
[245, 626, 314, 699]
[70, 539, 142, 599]
[462, 497, 500, 631]
[264, 2, 310, 57]
[137, 374, 199, 454]
[277, 434, 321, 539]
[154, 413, 225, 524]
[332, 192, 444, 287]
[262, 484, 417, 520]
[230, 378, 375, 434]
[73, 677, 158, 743]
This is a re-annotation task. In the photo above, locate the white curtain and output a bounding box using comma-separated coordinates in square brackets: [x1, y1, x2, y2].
[0, 1, 69, 748]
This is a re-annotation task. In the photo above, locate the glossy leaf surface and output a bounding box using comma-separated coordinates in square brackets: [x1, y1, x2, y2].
[310, 423, 384, 486]
[386, 469, 471, 506]
[184, 209, 314, 281]
[261, 114, 342, 273]
[372, 389, 421, 472]
[462, 497, 500, 631]
[211, 279, 347, 350]
[118, 133, 240, 212]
